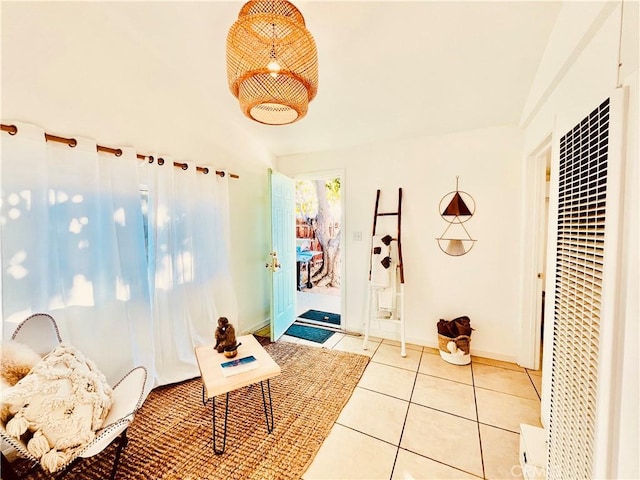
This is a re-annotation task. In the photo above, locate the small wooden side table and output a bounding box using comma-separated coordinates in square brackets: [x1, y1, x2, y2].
[194, 334, 281, 454]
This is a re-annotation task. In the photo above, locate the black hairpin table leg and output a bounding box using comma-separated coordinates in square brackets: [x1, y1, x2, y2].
[211, 393, 230, 455]
[260, 380, 275, 433]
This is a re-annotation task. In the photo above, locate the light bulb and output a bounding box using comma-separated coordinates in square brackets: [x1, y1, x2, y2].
[267, 60, 281, 78]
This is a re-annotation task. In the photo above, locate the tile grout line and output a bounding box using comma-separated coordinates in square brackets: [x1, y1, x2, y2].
[472, 359, 528, 373]
[525, 369, 542, 400]
[334, 422, 401, 449]
[477, 421, 521, 436]
[387, 347, 424, 480]
[331, 334, 382, 356]
[473, 363, 541, 400]
[369, 359, 422, 373]
[474, 384, 540, 401]
[417, 370, 474, 387]
[398, 445, 484, 479]
[405, 402, 479, 423]
[471, 361, 487, 480]
[357, 385, 412, 403]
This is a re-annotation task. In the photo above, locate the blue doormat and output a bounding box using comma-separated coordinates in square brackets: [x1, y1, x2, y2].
[298, 309, 341, 326]
[285, 323, 335, 344]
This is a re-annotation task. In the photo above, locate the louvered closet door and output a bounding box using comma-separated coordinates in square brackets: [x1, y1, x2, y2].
[548, 92, 624, 479]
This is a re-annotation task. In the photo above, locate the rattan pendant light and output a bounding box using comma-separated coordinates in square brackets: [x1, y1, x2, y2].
[226, 0, 319, 125]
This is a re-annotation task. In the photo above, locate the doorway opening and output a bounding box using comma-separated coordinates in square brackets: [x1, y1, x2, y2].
[293, 171, 343, 332]
[537, 150, 551, 368]
[519, 136, 551, 371]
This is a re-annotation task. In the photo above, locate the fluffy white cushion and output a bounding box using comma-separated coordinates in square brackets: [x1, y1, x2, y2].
[0, 341, 42, 387]
[1, 344, 113, 472]
[1, 341, 42, 423]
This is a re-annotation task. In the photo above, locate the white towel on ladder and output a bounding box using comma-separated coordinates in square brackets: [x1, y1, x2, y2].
[371, 235, 395, 313]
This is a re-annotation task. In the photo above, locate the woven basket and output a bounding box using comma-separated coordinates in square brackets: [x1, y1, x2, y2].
[438, 333, 471, 365]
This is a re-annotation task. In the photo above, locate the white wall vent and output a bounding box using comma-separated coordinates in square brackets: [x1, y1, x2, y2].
[548, 98, 611, 479]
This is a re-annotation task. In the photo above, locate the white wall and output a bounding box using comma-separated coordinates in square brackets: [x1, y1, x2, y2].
[0, 2, 274, 334]
[522, 1, 639, 478]
[278, 126, 524, 362]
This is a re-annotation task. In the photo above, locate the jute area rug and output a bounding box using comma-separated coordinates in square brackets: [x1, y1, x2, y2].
[10, 339, 369, 480]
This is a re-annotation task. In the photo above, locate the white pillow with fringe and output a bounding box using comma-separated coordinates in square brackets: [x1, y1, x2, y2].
[0, 344, 113, 473]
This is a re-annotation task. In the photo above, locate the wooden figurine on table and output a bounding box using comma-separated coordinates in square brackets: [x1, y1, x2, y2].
[214, 317, 237, 353]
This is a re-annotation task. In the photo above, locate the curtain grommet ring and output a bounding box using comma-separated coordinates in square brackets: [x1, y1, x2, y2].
[158, 157, 165, 165]
[148, 155, 154, 164]
[7, 125, 18, 135]
[219, 171, 226, 178]
[202, 167, 209, 175]
[115, 148, 123, 157]
[181, 163, 188, 171]
[69, 138, 78, 148]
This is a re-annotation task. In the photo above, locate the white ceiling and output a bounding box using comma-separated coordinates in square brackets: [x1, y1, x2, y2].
[2, 1, 562, 158]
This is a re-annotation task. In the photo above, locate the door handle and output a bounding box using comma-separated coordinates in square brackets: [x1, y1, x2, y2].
[265, 251, 281, 272]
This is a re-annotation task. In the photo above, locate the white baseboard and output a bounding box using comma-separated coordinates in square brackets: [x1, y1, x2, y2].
[352, 324, 518, 364]
[240, 317, 269, 336]
[469, 348, 518, 364]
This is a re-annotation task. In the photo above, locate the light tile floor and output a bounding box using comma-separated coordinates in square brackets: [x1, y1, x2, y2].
[279, 332, 543, 480]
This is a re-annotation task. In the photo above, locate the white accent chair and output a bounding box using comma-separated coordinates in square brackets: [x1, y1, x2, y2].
[1, 313, 147, 480]
[10, 312, 62, 355]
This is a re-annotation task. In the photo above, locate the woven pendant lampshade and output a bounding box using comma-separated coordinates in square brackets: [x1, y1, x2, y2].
[226, 0, 319, 125]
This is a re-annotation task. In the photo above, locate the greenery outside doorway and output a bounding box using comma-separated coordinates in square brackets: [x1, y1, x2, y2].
[294, 171, 343, 329]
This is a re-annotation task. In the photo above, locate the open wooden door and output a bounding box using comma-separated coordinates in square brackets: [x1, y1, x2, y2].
[268, 169, 296, 341]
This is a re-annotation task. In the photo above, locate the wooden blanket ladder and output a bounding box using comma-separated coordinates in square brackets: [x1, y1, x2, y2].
[363, 188, 406, 357]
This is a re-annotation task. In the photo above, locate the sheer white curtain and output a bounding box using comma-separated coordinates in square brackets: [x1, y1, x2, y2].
[1, 122, 237, 389]
[140, 158, 237, 385]
[205, 170, 238, 328]
[0, 122, 155, 389]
